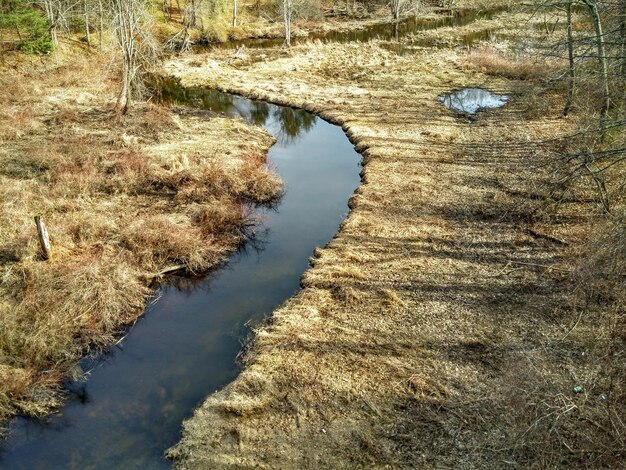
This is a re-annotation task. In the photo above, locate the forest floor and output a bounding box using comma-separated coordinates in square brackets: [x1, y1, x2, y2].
[0, 48, 281, 426]
[165, 6, 624, 469]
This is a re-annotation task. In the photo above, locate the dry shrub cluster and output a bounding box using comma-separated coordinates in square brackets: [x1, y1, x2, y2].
[468, 45, 562, 81]
[0, 51, 281, 425]
[462, 22, 626, 467]
[493, 227, 625, 468]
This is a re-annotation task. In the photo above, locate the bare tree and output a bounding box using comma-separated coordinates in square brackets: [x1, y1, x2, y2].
[166, 0, 204, 51]
[98, 0, 104, 49]
[83, 0, 91, 48]
[390, 0, 420, 39]
[283, 0, 292, 46]
[582, 0, 610, 129]
[39, 0, 61, 47]
[110, 0, 156, 114]
[563, 0, 574, 116]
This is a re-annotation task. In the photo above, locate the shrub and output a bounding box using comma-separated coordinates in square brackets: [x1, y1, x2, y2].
[0, 1, 53, 54]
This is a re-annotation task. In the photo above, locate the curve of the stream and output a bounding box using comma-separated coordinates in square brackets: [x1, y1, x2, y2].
[0, 84, 361, 469]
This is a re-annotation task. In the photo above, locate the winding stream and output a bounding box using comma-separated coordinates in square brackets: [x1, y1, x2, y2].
[206, 7, 505, 50]
[0, 84, 361, 468]
[0, 5, 511, 466]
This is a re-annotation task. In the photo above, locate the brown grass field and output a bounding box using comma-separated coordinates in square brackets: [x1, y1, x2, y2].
[165, 7, 624, 469]
[0, 1, 623, 467]
[0, 48, 282, 424]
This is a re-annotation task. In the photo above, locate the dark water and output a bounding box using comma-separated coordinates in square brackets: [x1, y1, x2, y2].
[382, 28, 497, 55]
[209, 7, 505, 50]
[0, 84, 361, 469]
[438, 87, 509, 115]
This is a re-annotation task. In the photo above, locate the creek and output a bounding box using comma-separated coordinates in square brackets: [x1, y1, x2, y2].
[0, 83, 361, 469]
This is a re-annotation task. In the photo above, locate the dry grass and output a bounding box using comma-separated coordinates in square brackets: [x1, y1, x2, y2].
[467, 45, 564, 81]
[165, 12, 624, 468]
[0, 48, 281, 426]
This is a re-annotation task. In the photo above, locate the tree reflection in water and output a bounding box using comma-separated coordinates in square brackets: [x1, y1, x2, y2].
[249, 100, 270, 126]
[437, 87, 508, 115]
[156, 80, 317, 145]
[271, 106, 317, 145]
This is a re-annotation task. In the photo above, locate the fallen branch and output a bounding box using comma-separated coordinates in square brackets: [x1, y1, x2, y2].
[147, 264, 186, 280]
[525, 227, 569, 246]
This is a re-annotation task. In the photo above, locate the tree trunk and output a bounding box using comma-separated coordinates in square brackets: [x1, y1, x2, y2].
[283, 0, 291, 46]
[619, 0, 626, 85]
[113, 0, 137, 114]
[585, 0, 610, 129]
[43, 0, 58, 48]
[563, 0, 575, 116]
[391, 0, 400, 27]
[99, 0, 104, 49]
[116, 62, 130, 113]
[233, 0, 237, 27]
[84, 0, 91, 49]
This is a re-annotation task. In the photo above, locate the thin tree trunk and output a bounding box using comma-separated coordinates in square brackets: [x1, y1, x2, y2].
[283, 0, 291, 46]
[84, 0, 91, 49]
[189, 0, 197, 27]
[585, 0, 610, 129]
[98, 0, 104, 49]
[563, 0, 575, 116]
[116, 60, 132, 114]
[233, 0, 237, 27]
[44, 0, 58, 48]
[620, 0, 626, 87]
[114, 0, 136, 114]
[391, 0, 400, 27]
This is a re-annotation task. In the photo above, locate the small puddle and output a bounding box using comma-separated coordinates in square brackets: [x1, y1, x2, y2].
[437, 88, 508, 115]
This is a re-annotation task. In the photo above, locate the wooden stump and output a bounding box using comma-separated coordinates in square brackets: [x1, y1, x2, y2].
[35, 216, 51, 260]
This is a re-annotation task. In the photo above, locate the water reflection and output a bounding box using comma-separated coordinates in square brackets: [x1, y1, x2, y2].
[0, 82, 361, 470]
[438, 87, 508, 115]
[272, 106, 317, 145]
[157, 82, 317, 146]
[249, 101, 271, 126]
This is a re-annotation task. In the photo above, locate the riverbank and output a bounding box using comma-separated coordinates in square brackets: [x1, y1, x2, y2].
[165, 14, 623, 470]
[0, 49, 281, 426]
[159, 0, 514, 46]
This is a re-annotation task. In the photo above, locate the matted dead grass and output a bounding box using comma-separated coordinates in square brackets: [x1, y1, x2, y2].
[0, 48, 281, 425]
[468, 45, 564, 81]
[164, 13, 624, 469]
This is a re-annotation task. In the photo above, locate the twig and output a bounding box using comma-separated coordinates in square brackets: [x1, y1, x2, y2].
[525, 228, 569, 246]
[506, 260, 569, 272]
